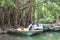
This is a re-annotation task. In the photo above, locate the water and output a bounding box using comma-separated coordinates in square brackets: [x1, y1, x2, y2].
[0, 32, 60, 40]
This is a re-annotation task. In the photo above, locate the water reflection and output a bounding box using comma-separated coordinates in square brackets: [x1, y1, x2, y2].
[27, 36, 35, 40]
[0, 32, 60, 40]
[0, 34, 35, 40]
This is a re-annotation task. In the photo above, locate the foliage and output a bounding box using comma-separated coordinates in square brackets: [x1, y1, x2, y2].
[33, 0, 60, 23]
[0, 0, 16, 7]
[0, 0, 60, 28]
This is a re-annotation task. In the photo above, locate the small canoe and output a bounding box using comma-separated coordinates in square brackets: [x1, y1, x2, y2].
[7, 29, 43, 36]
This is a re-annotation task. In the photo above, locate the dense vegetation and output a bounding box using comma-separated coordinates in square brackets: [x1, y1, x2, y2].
[0, 0, 60, 28]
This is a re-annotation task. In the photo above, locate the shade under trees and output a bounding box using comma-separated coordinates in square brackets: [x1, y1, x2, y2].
[0, 0, 60, 29]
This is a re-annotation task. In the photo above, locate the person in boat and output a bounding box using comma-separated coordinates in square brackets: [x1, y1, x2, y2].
[28, 23, 43, 30]
[37, 23, 43, 30]
[56, 18, 60, 26]
[28, 23, 33, 30]
[16, 27, 24, 31]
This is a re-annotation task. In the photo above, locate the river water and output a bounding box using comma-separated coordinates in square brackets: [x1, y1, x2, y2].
[0, 32, 60, 40]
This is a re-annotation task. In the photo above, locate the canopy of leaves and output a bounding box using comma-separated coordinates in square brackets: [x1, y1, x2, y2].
[33, 0, 60, 23]
[0, 0, 16, 7]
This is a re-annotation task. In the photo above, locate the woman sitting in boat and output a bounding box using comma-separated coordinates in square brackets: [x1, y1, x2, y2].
[28, 23, 43, 30]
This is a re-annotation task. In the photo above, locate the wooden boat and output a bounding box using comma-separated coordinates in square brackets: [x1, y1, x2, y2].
[7, 29, 43, 36]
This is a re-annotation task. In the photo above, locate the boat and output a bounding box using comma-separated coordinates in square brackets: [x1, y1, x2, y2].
[49, 26, 60, 31]
[7, 29, 43, 36]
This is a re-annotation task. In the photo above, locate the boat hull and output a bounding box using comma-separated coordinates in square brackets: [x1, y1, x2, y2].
[7, 29, 43, 36]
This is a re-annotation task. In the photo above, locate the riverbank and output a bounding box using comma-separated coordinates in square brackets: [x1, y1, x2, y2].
[0, 24, 60, 35]
[0, 29, 7, 34]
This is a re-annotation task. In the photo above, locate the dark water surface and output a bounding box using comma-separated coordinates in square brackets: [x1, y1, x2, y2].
[0, 32, 60, 40]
